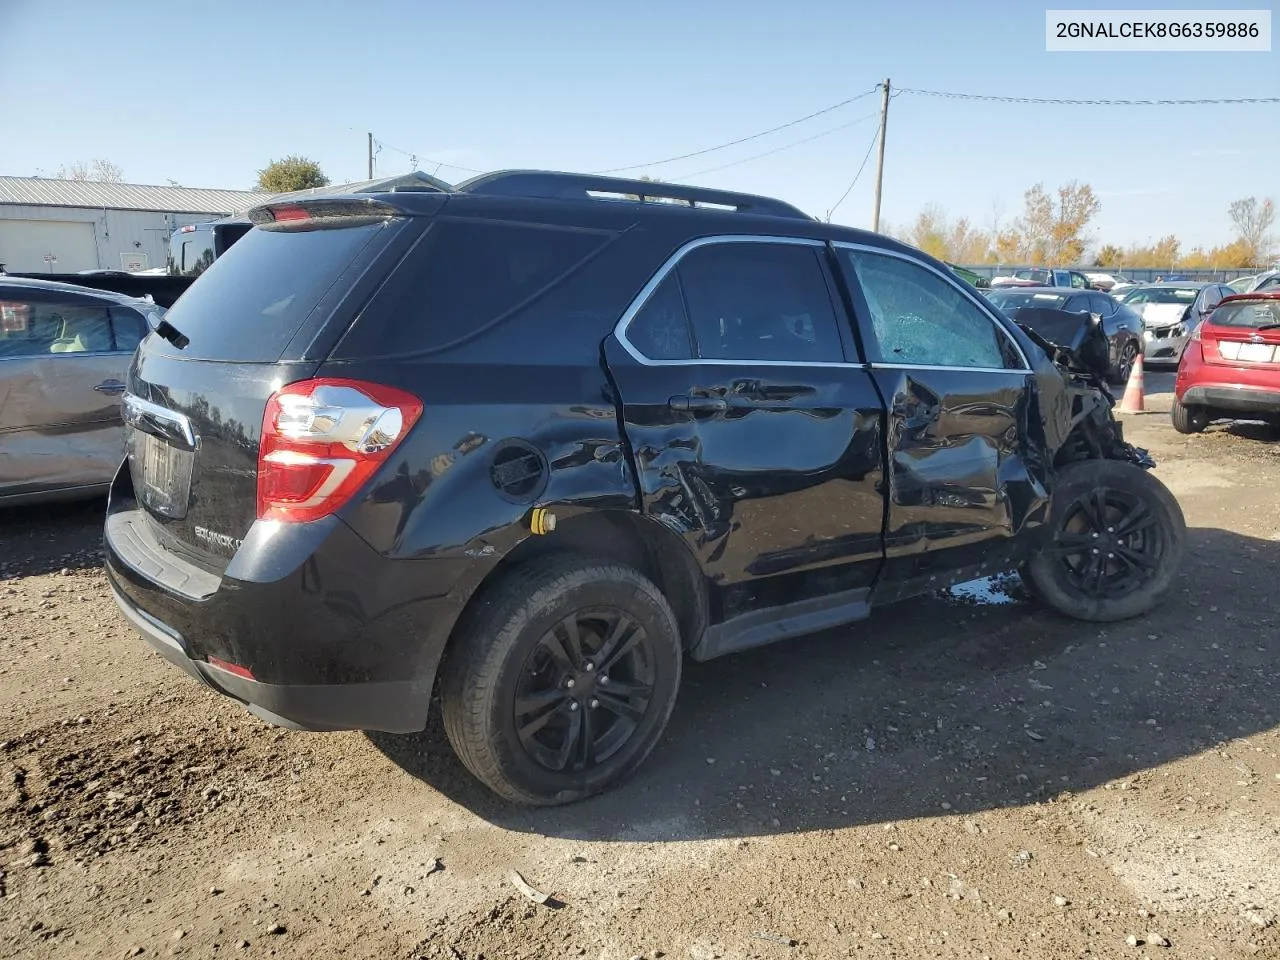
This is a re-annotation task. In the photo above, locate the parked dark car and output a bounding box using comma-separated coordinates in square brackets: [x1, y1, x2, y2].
[1120, 282, 1235, 366]
[984, 287, 1143, 384]
[105, 172, 1185, 805]
[1, 277, 162, 506]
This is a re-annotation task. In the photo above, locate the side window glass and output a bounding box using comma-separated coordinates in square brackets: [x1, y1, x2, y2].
[843, 250, 1016, 369]
[1089, 293, 1115, 316]
[0, 299, 112, 357]
[110, 307, 148, 353]
[1071, 272, 1088, 289]
[675, 242, 844, 363]
[625, 274, 693, 360]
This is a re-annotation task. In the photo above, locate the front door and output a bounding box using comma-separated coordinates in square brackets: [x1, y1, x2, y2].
[833, 244, 1049, 603]
[604, 237, 886, 626]
[0, 288, 143, 501]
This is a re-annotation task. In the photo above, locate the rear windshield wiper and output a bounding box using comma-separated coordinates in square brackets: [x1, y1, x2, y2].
[1256, 322, 1280, 331]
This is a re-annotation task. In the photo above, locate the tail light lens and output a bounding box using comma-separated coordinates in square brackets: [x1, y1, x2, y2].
[257, 378, 422, 523]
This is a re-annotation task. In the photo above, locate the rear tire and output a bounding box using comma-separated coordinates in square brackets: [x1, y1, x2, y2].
[441, 555, 682, 805]
[1025, 460, 1184, 622]
[1171, 401, 1209, 434]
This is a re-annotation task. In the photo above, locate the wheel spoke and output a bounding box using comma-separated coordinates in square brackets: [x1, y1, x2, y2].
[1082, 488, 1109, 531]
[599, 619, 645, 673]
[540, 631, 577, 675]
[515, 687, 567, 719]
[556, 616, 584, 668]
[551, 707, 581, 771]
[1113, 503, 1157, 538]
[1089, 552, 1108, 594]
[1114, 542, 1158, 571]
[517, 698, 568, 741]
[595, 691, 646, 724]
[601, 678, 652, 701]
[576, 704, 595, 769]
[1046, 532, 1093, 559]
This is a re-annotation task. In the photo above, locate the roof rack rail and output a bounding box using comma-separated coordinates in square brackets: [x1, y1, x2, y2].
[454, 170, 812, 221]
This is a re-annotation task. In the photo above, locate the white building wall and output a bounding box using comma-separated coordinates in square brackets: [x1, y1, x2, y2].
[0, 204, 225, 273]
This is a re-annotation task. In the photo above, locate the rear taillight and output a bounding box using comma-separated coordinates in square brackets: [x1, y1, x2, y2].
[257, 378, 422, 523]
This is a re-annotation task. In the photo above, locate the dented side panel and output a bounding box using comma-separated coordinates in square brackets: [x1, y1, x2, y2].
[869, 366, 1051, 599]
[603, 339, 887, 619]
[0, 353, 129, 502]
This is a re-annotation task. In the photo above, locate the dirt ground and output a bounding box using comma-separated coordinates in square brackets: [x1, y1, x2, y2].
[2, 371, 1278, 960]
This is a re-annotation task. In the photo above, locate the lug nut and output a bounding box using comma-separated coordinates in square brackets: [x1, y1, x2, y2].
[599, 675, 609, 685]
[590, 699, 600, 709]
[584, 662, 595, 672]
[1091, 548, 1100, 555]
[569, 701, 579, 712]
[1107, 553, 1115, 559]
[566, 678, 575, 689]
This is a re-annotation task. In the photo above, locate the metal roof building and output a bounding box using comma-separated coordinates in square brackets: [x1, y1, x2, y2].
[0, 176, 267, 274]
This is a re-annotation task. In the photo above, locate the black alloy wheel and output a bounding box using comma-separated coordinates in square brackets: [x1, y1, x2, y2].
[514, 609, 656, 773]
[1025, 459, 1184, 622]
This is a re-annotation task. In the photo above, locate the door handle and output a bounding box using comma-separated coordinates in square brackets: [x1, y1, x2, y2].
[669, 395, 728, 413]
[95, 379, 126, 395]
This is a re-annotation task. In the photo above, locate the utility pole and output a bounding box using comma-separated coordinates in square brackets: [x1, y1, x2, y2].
[367, 132, 374, 179]
[870, 78, 891, 233]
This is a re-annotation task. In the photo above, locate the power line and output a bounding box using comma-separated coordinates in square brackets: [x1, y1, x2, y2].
[897, 86, 1280, 106]
[826, 122, 881, 222]
[372, 138, 486, 175]
[591, 86, 881, 175]
[673, 111, 879, 181]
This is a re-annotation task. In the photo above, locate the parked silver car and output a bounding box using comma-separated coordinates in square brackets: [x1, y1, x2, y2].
[0, 277, 161, 506]
[1118, 281, 1234, 366]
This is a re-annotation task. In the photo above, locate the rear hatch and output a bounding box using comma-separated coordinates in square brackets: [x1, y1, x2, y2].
[124, 198, 423, 574]
[1199, 297, 1280, 369]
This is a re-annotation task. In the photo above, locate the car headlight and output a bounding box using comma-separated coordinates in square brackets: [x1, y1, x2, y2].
[1171, 324, 1185, 338]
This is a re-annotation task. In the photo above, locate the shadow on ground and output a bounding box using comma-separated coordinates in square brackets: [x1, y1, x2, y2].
[0, 498, 106, 580]
[369, 525, 1279, 840]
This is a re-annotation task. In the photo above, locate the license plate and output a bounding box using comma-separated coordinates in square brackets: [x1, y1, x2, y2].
[1239, 342, 1275, 363]
[130, 430, 194, 519]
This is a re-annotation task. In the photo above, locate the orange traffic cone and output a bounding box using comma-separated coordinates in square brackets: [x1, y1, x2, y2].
[1118, 352, 1145, 413]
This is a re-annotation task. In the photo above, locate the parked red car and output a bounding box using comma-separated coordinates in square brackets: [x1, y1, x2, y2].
[1172, 291, 1280, 433]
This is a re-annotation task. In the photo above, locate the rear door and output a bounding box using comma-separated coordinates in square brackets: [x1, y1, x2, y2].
[605, 236, 886, 621]
[0, 288, 140, 500]
[834, 243, 1045, 601]
[123, 205, 418, 573]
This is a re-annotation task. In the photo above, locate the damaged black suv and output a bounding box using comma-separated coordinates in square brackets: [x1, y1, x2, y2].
[105, 171, 1185, 805]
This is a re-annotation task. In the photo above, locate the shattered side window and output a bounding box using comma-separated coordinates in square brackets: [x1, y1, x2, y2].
[843, 251, 1016, 370]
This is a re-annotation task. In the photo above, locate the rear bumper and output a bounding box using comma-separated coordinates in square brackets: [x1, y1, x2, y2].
[1181, 384, 1280, 414]
[110, 583, 425, 732]
[103, 467, 477, 733]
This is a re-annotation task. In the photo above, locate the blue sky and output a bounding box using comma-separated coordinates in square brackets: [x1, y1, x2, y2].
[1, 0, 1275, 251]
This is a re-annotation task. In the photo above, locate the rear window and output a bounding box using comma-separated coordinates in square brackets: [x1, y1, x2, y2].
[150, 223, 387, 362]
[1211, 300, 1280, 328]
[335, 219, 611, 358]
[987, 291, 1069, 314]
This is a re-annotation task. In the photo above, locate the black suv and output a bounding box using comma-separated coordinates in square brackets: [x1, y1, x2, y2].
[105, 172, 1184, 805]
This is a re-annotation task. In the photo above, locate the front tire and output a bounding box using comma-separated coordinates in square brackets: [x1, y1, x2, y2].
[441, 556, 682, 805]
[1110, 341, 1139, 386]
[1025, 460, 1185, 622]
[1171, 401, 1209, 434]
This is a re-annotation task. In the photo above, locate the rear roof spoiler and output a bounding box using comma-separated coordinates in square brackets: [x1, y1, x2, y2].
[454, 170, 813, 221]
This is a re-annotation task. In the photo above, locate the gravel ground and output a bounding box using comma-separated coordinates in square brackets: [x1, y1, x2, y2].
[2, 373, 1278, 960]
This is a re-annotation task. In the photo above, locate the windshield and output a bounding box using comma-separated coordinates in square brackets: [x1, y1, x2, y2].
[1211, 300, 1280, 328]
[986, 290, 1070, 314]
[1122, 286, 1198, 306]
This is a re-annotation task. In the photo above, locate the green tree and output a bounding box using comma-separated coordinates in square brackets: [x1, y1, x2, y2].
[256, 155, 330, 193]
